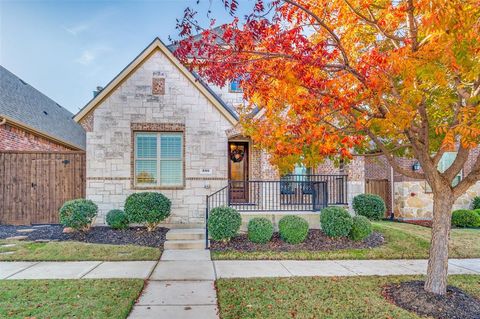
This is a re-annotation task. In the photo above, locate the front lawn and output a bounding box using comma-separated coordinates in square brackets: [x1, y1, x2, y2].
[216, 275, 480, 319]
[0, 240, 161, 261]
[211, 221, 480, 260]
[0, 279, 144, 319]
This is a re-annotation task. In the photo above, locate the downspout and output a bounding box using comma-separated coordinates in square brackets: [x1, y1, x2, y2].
[390, 166, 395, 220]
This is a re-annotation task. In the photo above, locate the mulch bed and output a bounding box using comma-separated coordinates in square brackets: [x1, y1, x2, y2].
[0, 225, 168, 248]
[383, 281, 480, 319]
[210, 229, 384, 252]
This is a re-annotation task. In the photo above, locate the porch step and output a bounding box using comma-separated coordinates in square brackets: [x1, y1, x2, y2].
[164, 239, 206, 250]
[166, 228, 205, 241]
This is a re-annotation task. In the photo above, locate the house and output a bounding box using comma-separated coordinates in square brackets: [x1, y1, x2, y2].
[364, 151, 480, 221]
[74, 38, 363, 227]
[0, 66, 86, 225]
[0, 66, 86, 151]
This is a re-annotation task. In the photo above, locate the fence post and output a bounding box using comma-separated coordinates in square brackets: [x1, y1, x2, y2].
[205, 195, 209, 249]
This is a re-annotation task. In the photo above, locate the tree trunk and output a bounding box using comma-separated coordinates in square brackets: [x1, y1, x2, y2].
[424, 191, 454, 295]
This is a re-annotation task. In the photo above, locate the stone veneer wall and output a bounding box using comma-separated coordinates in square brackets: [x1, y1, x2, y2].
[394, 181, 480, 219]
[345, 157, 365, 213]
[82, 50, 234, 224]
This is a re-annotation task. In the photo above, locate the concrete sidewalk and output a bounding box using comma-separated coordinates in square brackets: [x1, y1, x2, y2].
[1, 258, 479, 280]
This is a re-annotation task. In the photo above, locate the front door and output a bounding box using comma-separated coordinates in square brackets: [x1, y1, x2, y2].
[228, 142, 249, 203]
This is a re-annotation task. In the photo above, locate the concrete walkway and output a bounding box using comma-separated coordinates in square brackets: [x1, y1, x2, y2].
[2, 258, 479, 280]
[128, 249, 218, 319]
[2, 258, 479, 319]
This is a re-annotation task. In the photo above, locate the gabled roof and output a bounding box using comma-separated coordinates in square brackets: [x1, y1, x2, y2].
[0, 66, 86, 150]
[74, 37, 239, 125]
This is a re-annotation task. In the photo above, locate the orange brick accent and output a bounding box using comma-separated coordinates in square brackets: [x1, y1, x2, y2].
[0, 123, 73, 151]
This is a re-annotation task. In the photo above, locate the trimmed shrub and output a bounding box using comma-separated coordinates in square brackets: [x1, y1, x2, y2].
[349, 216, 372, 241]
[474, 209, 480, 217]
[248, 218, 274, 244]
[106, 209, 129, 230]
[320, 207, 353, 238]
[352, 194, 386, 220]
[278, 215, 309, 244]
[451, 209, 480, 228]
[208, 206, 241, 242]
[59, 199, 98, 231]
[124, 192, 171, 231]
[472, 196, 480, 210]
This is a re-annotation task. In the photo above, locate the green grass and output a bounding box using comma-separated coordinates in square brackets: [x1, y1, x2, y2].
[0, 240, 161, 261]
[216, 275, 480, 319]
[0, 279, 144, 319]
[211, 221, 480, 260]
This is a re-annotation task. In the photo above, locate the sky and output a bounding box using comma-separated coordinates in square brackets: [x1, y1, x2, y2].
[0, 0, 250, 114]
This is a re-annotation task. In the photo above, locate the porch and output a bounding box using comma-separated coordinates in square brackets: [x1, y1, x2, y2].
[206, 174, 348, 213]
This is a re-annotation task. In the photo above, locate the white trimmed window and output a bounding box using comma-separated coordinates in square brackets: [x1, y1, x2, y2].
[438, 151, 462, 186]
[134, 132, 183, 187]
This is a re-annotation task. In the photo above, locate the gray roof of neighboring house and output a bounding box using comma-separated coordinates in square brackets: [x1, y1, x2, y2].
[0, 65, 86, 150]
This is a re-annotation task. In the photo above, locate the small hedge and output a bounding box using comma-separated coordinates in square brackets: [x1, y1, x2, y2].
[278, 215, 309, 244]
[208, 206, 241, 242]
[352, 194, 386, 220]
[320, 207, 353, 238]
[472, 196, 480, 210]
[59, 199, 98, 231]
[349, 216, 372, 241]
[247, 218, 274, 244]
[124, 192, 171, 231]
[451, 209, 480, 228]
[475, 209, 480, 217]
[106, 209, 129, 230]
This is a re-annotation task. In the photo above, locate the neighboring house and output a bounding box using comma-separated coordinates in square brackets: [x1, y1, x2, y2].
[365, 150, 480, 221]
[0, 66, 86, 151]
[0, 66, 86, 225]
[74, 38, 360, 226]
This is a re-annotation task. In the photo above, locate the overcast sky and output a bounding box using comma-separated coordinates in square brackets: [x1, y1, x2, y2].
[0, 0, 250, 114]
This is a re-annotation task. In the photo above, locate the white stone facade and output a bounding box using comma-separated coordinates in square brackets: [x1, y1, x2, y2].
[85, 50, 234, 224]
[393, 181, 480, 219]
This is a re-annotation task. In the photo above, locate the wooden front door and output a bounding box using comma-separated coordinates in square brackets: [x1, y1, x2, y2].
[228, 142, 249, 203]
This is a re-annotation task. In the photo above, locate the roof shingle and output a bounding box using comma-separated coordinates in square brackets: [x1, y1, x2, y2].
[0, 65, 86, 150]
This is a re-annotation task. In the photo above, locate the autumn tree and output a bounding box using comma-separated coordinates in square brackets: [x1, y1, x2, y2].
[175, 0, 480, 295]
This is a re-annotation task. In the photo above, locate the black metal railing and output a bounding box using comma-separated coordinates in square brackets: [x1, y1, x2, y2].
[205, 174, 348, 248]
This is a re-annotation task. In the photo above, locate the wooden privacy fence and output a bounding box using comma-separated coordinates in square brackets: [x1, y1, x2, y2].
[365, 179, 392, 218]
[0, 151, 86, 225]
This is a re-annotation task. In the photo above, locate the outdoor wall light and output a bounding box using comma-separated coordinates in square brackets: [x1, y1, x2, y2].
[412, 161, 421, 171]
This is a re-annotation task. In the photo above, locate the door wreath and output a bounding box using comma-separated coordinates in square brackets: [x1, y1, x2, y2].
[230, 148, 245, 162]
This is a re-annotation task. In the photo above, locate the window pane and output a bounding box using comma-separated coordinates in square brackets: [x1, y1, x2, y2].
[136, 160, 157, 184]
[438, 152, 457, 172]
[161, 134, 182, 159]
[136, 134, 157, 158]
[160, 160, 182, 185]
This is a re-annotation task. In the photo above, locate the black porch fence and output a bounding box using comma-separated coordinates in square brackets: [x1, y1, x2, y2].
[206, 174, 347, 213]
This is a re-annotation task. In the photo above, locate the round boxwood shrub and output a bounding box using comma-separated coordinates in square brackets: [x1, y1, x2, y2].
[208, 206, 241, 242]
[352, 194, 386, 220]
[451, 209, 480, 228]
[320, 207, 353, 238]
[106, 209, 129, 230]
[59, 199, 98, 231]
[124, 192, 171, 231]
[474, 209, 480, 217]
[248, 218, 274, 244]
[472, 196, 480, 210]
[278, 215, 309, 244]
[349, 216, 372, 241]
